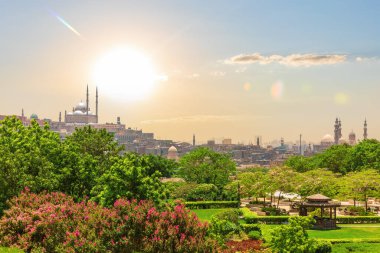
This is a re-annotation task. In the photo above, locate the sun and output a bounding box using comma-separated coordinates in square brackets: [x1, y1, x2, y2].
[92, 47, 157, 102]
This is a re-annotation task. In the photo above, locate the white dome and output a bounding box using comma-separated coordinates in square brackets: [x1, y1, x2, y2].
[321, 134, 333, 143]
[73, 110, 84, 115]
[168, 146, 177, 152]
[75, 101, 87, 111]
[339, 137, 347, 144]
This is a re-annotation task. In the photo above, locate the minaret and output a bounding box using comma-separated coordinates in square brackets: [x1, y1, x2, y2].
[338, 119, 342, 139]
[59, 112, 62, 123]
[193, 134, 195, 146]
[86, 85, 89, 116]
[64, 110, 67, 123]
[364, 119, 368, 140]
[96, 87, 99, 123]
[21, 108, 24, 118]
[334, 118, 339, 144]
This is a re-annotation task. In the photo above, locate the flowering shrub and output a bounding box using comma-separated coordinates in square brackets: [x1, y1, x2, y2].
[0, 189, 216, 252]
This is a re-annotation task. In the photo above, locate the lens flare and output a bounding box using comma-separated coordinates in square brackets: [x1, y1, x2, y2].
[271, 81, 284, 100]
[47, 8, 82, 38]
[334, 92, 349, 105]
[243, 82, 251, 91]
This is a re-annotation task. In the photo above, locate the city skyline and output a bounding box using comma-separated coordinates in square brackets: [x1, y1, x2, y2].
[1, 1, 379, 143]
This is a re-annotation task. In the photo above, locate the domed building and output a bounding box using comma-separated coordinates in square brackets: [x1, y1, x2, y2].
[65, 86, 98, 124]
[321, 134, 334, 146]
[338, 137, 347, 145]
[349, 131, 356, 145]
[167, 146, 179, 160]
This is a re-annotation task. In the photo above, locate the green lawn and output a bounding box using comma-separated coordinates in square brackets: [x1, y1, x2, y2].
[191, 208, 234, 221]
[332, 243, 380, 253]
[0, 248, 22, 253]
[308, 225, 380, 240]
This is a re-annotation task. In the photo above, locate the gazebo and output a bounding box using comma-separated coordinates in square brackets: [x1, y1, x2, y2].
[299, 194, 341, 230]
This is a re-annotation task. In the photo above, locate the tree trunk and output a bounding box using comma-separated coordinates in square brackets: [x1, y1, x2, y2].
[263, 196, 266, 207]
[277, 192, 282, 209]
[365, 193, 368, 213]
[354, 198, 356, 207]
[270, 193, 273, 205]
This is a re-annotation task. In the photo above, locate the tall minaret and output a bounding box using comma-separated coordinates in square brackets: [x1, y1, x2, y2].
[21, 108, 24, 118]
[193, 134, 195, 146]
[96, 87, 99, 123]
[338, 119, 342, 139]
[59, 112, 62, 123]
[86, 84, 89, 116]
[64, 110, 67, 123]
[334, 118, 339, 144]
[364, 119, 368, 140]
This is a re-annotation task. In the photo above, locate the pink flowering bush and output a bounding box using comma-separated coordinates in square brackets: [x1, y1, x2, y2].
[0, 189, 217, 252]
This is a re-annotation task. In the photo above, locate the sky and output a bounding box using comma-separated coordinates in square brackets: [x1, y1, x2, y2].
[1, 1, 380, 144]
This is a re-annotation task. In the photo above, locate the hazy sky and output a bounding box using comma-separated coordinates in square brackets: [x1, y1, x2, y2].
[1, 1, 379, 144]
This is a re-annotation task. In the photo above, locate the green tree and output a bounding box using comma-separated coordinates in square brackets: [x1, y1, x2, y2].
[298, 169, 339, 198]
[91, 155, 169, 207]
[179, 147, 236, 189]
[0, 117, 61, 213]
[317, 144, 353, 174]
[238, 171, 270, 203]
[269, 167, 300, 208]
[350, 139, 380, 171]
[339, 169, 380, 210]
[284, 156, 317, 173]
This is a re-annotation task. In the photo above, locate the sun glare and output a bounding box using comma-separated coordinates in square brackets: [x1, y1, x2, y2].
[92, 47, 157, 102]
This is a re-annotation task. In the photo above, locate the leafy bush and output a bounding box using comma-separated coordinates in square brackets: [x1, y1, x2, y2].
[0, 189, 217, 252]
[248, 231, 261, 240]
[240, 224, 262, 234]
[212, 209, 240, 224]
[315, 240, 332, 253]
[185, 201, 239, 209]
[270, 216, 316, 253]
[187, 184, 219, 201]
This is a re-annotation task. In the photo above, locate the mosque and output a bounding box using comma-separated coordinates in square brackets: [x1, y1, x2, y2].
[64, 85, 98, 124]
[314, 118, 368, 153]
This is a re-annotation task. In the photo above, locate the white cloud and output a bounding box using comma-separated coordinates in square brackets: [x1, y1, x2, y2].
[225, 53, 347, 67]
[210, 71, 226, 77]
[140, 115, 235, 124]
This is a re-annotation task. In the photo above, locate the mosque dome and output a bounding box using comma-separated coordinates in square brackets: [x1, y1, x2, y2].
[74, 101, 87, 112]
[321, 134, 333, 143]
[30, 113, 39, 120]
[73, 110, 84, 115]
[338, 137, 347, 144]
[349, 131, 356, 138]
[168, 146, 178, 152]
[167, 146, 178, 160]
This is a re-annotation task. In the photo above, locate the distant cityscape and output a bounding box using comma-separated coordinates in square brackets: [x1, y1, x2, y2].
[0, 86, 370, 168]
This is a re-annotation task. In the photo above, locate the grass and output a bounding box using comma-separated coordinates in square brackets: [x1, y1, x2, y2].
[0, 247, 22, 253]
[191, 208, 235, 221]
[332, 243, 380, 253]
[308, 225, 380, 240]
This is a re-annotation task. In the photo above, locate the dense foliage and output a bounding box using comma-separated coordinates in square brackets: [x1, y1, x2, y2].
[0, 190, 217, 252]
[285, 140, 380, 174]
[0, 117, 176, 214]
[179, 147, 236, 189]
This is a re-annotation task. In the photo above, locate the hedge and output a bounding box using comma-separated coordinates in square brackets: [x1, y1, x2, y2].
[240, 224, 262, 234]
[185, 201, 239, 209]
[244, 216, 290, 224]
[244, 216, 380, 224]
[336, 216, 380, 224]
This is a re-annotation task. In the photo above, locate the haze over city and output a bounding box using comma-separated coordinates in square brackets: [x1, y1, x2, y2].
[1, 1, 379, 143]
